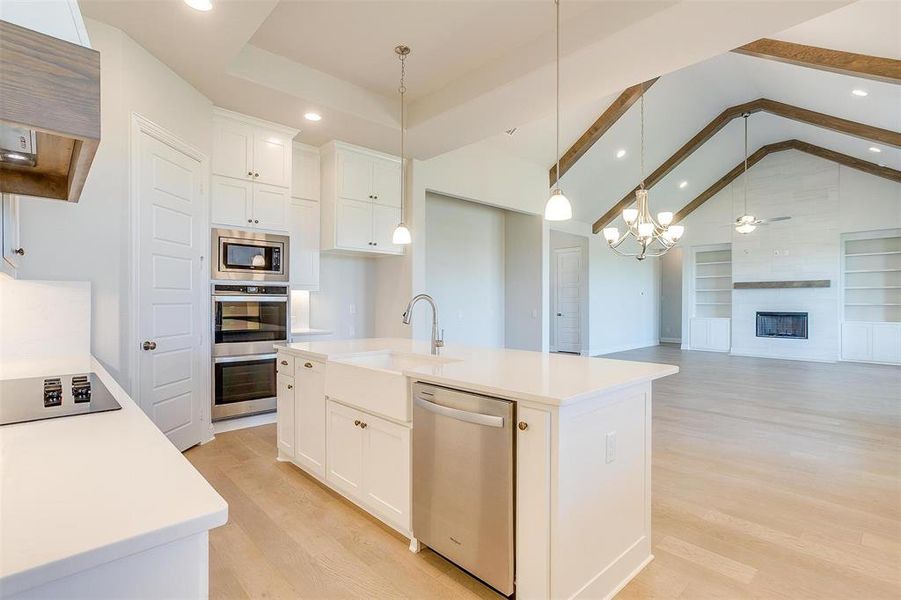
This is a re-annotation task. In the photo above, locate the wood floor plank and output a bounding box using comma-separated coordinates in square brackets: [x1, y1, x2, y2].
[187, 345, 901, 599]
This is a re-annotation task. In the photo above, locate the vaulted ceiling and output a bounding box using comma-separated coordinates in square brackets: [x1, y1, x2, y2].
[78, 0, 854, 160]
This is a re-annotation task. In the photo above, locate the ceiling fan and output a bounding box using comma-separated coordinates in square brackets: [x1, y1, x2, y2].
[731, 113, 791, 234]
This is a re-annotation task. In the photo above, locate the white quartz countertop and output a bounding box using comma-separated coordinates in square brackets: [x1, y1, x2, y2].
[0, 359, 228, 597]
[275, 338, 678, 406]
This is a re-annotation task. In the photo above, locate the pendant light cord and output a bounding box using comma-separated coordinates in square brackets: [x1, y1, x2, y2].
[399, 51, 406, 216]
[555, 0, 561, 187]
[743, 113, 749, 215]
[639, 91, 645, 190]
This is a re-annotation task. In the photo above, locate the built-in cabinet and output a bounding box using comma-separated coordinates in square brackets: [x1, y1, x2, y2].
[841, 230, 901, 365]
[320, 141, 404, 255]
[1, 194, 22, 278]
[275, 351, 410, 533]
[690, 245, 732, 352]
[288, 143, 321, 290]
[210, 109, 298, 232]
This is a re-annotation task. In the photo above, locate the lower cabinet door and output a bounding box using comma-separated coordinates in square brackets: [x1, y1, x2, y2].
[708, 318, 731, 351]
[326, 401, 364, 499]
[516, 406, 550, 599]
[361, 414, 410, 530]
[295, 360, 326, 476]
[276, 374, 295, 457]
[842, 322, 871, 361]
[871, 323, 901, 364]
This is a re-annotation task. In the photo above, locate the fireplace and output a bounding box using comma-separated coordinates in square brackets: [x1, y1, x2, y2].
[756, 312, 808, 339]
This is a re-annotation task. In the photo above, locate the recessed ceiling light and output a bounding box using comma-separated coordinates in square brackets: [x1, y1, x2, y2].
[184, 0, 212, 11]
[616, 149, 626, 159]
[851, 89, 868, 97]
[679, 180, 688, 189]
[304, 112, 322, 122]
[869, 146, 882, 153]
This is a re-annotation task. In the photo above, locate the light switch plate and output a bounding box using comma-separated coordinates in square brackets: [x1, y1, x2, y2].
[606, 431, 616, 463]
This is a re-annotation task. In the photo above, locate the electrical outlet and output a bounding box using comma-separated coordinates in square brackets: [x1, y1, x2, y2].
[606, 431, 617, 464]
[531, 309, 539, 319]
[349, 303, 356, 315]
[348, 325, 355, 337]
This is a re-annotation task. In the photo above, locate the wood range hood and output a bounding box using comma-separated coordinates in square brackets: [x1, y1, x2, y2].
[0, 19, 100, 202]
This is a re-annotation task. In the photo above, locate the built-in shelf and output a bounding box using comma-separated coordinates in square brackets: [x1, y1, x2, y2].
[845, 286, 901, 290]
[696, 275, 732, 279]
[845, 269, 901, 274]
[695, 260, 731, 265]
[734, 280, 831, 289]
[843, 232, 901, 325]
[694, 246, 731, 319]
[845, 251, 901, 257]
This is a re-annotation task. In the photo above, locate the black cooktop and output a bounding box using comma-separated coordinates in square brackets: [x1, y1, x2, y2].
[0, 373, 121, 426]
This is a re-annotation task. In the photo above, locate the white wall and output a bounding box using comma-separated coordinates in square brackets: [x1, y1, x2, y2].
[425, 193, 506, 347]
[505, 211, 544, 351]
[659, 246, 683, 343]
[549, 229, 589, 353]
[679, 150, 901, 361]
[16, 19, 214, 393]
[310, 254, 377, 340]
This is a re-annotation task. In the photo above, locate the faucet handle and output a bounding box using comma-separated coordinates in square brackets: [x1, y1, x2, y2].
[436, 328, 445, 347]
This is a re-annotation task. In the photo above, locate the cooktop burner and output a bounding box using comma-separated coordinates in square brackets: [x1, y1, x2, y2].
[0, 373, 121, 426]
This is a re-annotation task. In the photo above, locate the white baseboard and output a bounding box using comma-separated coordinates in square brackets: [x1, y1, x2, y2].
[212, 411, 276, 435]
[659, 337, 682, 344]
[729, 350, 837, 364]
[591, 340, 659, 357]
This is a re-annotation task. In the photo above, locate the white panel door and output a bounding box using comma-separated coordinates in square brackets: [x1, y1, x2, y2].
[2, 194, 21, 274]
[516, 406, 551, 600]
[362, 415, 410, 530]
[554, 248, 583, 353]
[371, 203, 402, 254]
[292, 145, 320, 201]
[337, 150, 372, 202]
[336, 198, 373, 250]
[253, 131, 290, 188]
[295, 360, 326, 477]
[251, 183, 288, 231]
[289, 198, 320, 289]
[842, 322, 871, 360]
[872, 324, 901, 364]
[210, 176, 252, 228]
[276, 374, 295, 457]
[370, 157, 402, 207]
[212, 119, 253, 180]
[137, 130, 205, 452]
[326, 400, 364, 499]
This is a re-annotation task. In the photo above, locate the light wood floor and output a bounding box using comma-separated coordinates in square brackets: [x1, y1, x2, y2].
[186, 346, 901, 599]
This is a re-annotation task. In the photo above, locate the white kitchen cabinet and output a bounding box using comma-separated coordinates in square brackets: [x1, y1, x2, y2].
[321, 141, 404, 256]
[211, 109, 297, 232]
[326, 400, 365, 498]
[251, 184, 288, 230]
[210, 176, 251, 227]
[689, 317, 731, 352]
[842, 322, 901, 365]
[289, 198, 320, 290]
[295, 359, 326, 477]
[292, 142, 320, 202]
[276, 374, 295, 458]
[362, 415, 410, 530]
[516, 405, 551, 599]
[2, 194, 22, 278]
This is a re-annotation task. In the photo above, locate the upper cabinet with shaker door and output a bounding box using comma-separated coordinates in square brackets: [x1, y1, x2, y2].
[1, 194, 22, 278]
[320, 141, 404, 256]
[211, 109, 298, 231]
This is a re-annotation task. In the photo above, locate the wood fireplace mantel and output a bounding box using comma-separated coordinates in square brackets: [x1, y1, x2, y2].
[733, 280, 831, 289]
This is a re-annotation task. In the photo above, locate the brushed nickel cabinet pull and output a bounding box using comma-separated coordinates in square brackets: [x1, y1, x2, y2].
[280, 360, 288, 365]
[518, 421, 528, 431]
[304, 362, 313, 368]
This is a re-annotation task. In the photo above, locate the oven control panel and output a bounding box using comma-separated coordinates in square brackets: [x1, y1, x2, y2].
[212, 284, 289, 296]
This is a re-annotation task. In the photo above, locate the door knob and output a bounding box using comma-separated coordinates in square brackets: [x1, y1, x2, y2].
[142, 341, 157, 351]
[556, 313, 562, 317]
[518, 421, 529, 431]
[13, 247, 24, 256]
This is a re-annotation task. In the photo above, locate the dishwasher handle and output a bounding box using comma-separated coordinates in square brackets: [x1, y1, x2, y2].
[414, 396, 505, 428]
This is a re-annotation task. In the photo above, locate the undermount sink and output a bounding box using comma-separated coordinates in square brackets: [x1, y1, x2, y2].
[325, 351, 458, 421]
[335, 351, 457, 374]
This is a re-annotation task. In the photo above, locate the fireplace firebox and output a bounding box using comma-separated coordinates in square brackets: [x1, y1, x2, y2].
[756, 312, 808, 339]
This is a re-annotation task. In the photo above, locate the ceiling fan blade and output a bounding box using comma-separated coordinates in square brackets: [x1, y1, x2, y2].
[759, 216, 792, 223]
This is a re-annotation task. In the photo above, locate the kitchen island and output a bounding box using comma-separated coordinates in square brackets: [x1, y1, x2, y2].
[0, 359, 227, 599]
[275, 338, 677, 599]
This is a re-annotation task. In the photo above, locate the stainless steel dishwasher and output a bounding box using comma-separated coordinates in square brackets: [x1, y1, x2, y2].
[412, 382, 514, 596]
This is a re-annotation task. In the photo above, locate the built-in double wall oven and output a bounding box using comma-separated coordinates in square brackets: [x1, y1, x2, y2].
[211, 281, 289, 421]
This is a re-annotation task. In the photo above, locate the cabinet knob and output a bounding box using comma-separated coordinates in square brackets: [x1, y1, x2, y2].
[254, 219, 259, 224]
[354, 419, 361, 427]
[304, 362, 313, 368]
[254, 172, 259, 178]
[142, 340, 157, 351]
[247, 219, 253, 223]
[287, 384, 293, 390]
[13, 247, 24, 256]
[518, 421, 529, 431]
[360, 421, 368, 429]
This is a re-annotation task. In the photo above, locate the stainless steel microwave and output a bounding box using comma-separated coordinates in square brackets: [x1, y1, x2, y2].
[212, 228, 289, 282]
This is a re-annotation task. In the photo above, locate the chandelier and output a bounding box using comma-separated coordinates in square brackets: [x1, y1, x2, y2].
[602, 91, 683, 260]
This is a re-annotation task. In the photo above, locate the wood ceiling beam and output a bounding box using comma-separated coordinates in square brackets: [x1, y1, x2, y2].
[733, 38, 901, 84]
[672, 139, 901, 224]
[592, 99, 901, 233]
[549, 78, 658, 187]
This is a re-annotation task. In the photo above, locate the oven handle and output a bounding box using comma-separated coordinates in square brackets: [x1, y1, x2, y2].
[214, 353, 277, 364]
[212, 296, 288, 302]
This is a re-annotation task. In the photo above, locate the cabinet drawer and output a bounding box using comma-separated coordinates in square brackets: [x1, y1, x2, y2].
[276, 353, 295, 376]
[296, 357, 324, 376]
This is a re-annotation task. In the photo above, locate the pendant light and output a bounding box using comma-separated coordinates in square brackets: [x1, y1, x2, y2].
[602, 88, 683, 260]
[545, 0, 572, 221]
[392, 45, 412, 245]
[734, 112, 756, 234]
